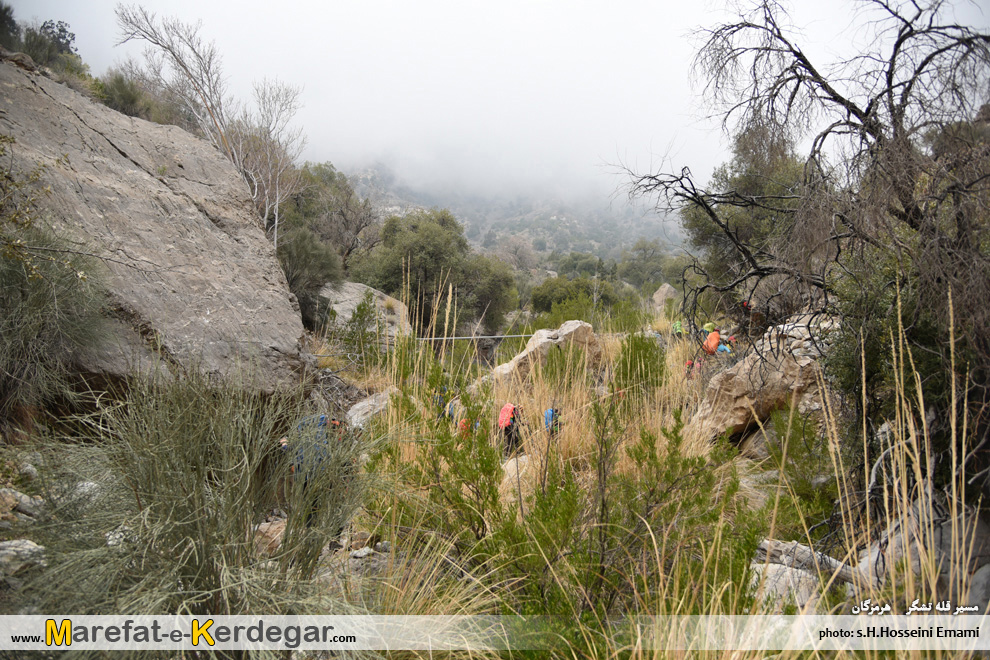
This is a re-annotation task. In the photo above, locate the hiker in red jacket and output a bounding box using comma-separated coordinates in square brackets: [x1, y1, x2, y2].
[702, 328, 721, 356]
[498, 403, 522, 456]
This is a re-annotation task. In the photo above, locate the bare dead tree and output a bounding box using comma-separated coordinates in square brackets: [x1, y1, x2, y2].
[629, 0, 990, 479]
[115, 5, 235, 161]
[116, 6, 306, 245]
[229, 79, 306, 248]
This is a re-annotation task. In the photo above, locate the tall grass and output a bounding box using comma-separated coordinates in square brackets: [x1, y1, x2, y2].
[17, 370, 368, 656]
[356, 291, 990, 658]
[7, 272, 987, 659]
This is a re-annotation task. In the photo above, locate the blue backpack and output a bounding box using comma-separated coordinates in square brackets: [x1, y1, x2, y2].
[290, 415, 334, 479]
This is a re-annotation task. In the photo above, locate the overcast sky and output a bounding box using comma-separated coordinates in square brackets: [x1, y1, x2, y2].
[9, 0, 990, 202]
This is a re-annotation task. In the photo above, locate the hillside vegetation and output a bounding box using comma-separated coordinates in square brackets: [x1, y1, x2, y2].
[0, 1, 988, 658]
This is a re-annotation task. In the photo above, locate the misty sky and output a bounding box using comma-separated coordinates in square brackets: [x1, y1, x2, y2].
[9, 0, 990, 202]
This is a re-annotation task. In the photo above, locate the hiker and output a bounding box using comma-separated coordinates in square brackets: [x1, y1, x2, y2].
[702, 327, 721, 356]
[279, 414, 352, 529]
[544, 407, 562, 438]
[498, 403, 522, 455]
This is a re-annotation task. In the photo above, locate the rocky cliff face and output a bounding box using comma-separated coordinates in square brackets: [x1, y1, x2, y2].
[0, 59, 309, 391]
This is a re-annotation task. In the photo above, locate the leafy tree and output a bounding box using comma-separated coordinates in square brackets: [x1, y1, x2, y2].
[0, 2, 18, 49]
[553, 251, 608, 279]
[10, 15, 82, 72]
[481, 228, 497, 248]
[530, 276, 618, 314]
[678, 121, 803, 307]
[617, 237, 669, 289]
[352, 209, 515, 333]
[276, 227, 343, 329]
[282, 162, 379, 270]
[39, 20, 76, 54]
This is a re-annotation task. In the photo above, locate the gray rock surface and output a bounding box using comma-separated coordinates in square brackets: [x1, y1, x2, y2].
[686, 314, 837, 442]
[0, 539, 46, 575]
[0, 488, 44, 518]
[481, 320, 602, 387]
[346, 387, 399, 428]
[651, 283, 678, 312]
[0, 60, 308, 391]
[750, 563, 821, 612]
[319, 281, 411, 339]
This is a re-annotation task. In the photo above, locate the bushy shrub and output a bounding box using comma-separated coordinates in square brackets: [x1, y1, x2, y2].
[374, 375, 759, 620]
[276, 227, 343, 329]
[26, 370, 366, 621]
[96, 71, 148, 118]
[614, 332, 666, 394]
[0, 135, 105, 426]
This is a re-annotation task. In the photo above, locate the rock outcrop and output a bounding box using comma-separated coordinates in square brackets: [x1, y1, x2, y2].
[686, 314, 837, 442]
[0, 59, 308, 391]
[0, 539, 46, 577]
[754, 498, 990, 611]
[651, 283, 678, 312]
[319, 281, 411, 339]
[346, 387, 399, 429]
[482, 320, 601, 386]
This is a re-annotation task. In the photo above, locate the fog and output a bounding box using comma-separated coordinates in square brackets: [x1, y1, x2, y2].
[8, 0, 990, 204]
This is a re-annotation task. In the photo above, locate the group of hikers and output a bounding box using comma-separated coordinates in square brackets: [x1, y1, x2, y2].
[673, 320, 739, 379]
[277, 399, 563, 530]
[278, 304, 757, 533]
[496, 402, 562, 455]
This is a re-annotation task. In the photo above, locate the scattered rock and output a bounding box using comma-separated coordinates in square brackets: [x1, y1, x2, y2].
[651, 283, 678, 312]
[374, 541, 391, 553]
[750, 563, 821, 611]
[252, 520, 286, 557]
[0, 540, 46, 576]
[965, 563, 990, 612]
[17, 464, 37, 482]
[0, 489, 43, 519]
[346, 388, 398, 428]
[350, 546, 374, 559]
[480, 320, 602, 388]
[755, 499, 990, 608]
[317, 370, 368, 412]
[350, 531, 372, 550]
[738, 425, 780, 461]
[500, 455, 532, 511]
[105, 525, 137, 548]
[686, 314, 838, 443]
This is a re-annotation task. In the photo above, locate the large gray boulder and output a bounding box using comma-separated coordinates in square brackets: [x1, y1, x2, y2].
[319, 281, 411, 339]
[0, 59, 308, 391]
[651, 283, 678, 312]
[481, 320, 602, 387]
[686, 314, 837, 442]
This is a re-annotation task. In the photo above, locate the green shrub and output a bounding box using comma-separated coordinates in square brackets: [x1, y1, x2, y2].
[96, 71, 149, 118]
[0, 135, 105, 425]
[276, 227, 342, 329]
[25, 370, 367, 623]
[614, 332, 666, 394]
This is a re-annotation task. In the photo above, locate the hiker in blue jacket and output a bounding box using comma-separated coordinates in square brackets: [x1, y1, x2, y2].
[544, 407, 562, 438]
[279, 414, 350, 529]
